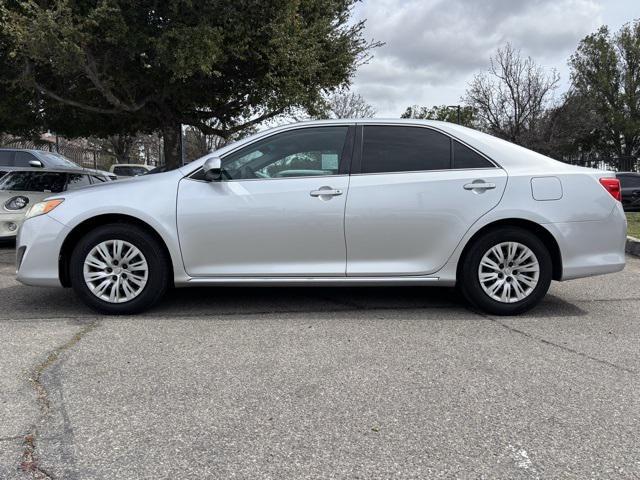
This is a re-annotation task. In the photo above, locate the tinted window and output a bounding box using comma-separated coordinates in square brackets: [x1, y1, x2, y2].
[362, 126, 451, 174]
[453, 140, 494, 169]
[113, 165, 148, 176]
[220, 127, 349, 180]
[14, 151, 38, 167]
[0, 171, 67, 193]
[0, 151, 14, 166]
[66, 174, 91, 190]
[618, 175, 640, 188]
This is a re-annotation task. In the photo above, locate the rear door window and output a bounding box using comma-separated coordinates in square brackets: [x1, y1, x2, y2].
[361, 126, 451, 174]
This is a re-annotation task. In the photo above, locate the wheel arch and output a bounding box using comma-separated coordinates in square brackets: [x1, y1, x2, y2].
[59, 214, 174, 287]
[457, 218, 563, 281]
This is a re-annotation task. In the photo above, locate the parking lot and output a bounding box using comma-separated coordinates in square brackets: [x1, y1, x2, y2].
[1, 242, 639, 479]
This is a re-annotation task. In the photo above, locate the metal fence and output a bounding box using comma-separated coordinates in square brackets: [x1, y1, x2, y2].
[561, 155, 640, 172]
[0, 139, 115, 171]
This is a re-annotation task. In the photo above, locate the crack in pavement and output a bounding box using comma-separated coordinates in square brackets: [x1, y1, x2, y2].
[19, 321, 99, 479]
[487, 316, 637, 375]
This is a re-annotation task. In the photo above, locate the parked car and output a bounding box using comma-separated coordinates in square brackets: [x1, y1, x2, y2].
[15, 120, 627, 315]
[0, 148, 117, 180]
[616, 172, 640, 211]
[0, 168, 110, 239]
[109, 163, 153, 178]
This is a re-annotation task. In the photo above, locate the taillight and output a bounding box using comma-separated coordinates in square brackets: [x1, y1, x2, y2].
[599, 178, 621, 201]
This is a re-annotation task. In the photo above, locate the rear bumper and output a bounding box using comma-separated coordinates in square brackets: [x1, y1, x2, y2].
[15, 214, 69, 287]
[551, 204, 627, 281]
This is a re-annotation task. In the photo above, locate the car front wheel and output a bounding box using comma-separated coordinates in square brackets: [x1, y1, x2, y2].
[459, 227, 552, 315]
[69, 223, 170, 314]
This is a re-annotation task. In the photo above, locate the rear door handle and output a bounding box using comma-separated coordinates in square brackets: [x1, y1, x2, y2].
[464, 182, 496, 191]
[310, 188, 343, 197]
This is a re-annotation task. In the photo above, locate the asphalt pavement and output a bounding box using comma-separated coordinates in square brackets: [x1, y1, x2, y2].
[1, 242, 639, 479]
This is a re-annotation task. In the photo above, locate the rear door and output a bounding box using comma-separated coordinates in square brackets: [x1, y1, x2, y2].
[345, 125, 507, 276]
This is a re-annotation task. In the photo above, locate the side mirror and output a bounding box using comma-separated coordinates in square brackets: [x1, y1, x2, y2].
[202, 156, 222, 182]
[29, 160, 43, 168]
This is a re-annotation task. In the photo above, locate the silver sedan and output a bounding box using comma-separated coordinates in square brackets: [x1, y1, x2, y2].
[15, 120, 627, 315]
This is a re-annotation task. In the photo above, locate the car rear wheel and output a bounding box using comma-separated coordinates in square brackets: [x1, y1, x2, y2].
[69, 224, 170, 314]
[459, 227, 552, 315]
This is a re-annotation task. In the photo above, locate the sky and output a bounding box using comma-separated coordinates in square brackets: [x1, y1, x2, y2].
[351, 0, 640, 117]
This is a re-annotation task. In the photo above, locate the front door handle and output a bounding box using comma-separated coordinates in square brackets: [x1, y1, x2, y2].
[310, 187, 343, 197]
[464, 181, 496, 191]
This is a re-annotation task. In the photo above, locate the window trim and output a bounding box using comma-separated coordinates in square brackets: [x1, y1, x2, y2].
[187, 125, 356, 182]
[351, 124, 500, 175]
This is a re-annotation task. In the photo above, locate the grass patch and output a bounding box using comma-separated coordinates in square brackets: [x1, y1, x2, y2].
[627, 213, 640, 238]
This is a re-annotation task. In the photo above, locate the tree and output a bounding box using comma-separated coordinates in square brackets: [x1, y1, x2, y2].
[527, 91, 603, 159]
[1, 1, 379, 168]
[464, 43, 560, 146]
[323, 90, 376, 118]
[401, 105, 476, 127]
[91, 135, 138, 164]
[183, 122, 256, 163]
[569, 21, 640, 158]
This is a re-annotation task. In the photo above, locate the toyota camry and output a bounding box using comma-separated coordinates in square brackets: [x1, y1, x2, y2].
[15, 120, 627, 315]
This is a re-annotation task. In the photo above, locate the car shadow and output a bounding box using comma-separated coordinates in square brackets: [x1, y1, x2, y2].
[0, 282, 586, 323]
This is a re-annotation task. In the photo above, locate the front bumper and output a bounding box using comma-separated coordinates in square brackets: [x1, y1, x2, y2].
[16, 214, 70, 287]
[0, 211, 28, 239]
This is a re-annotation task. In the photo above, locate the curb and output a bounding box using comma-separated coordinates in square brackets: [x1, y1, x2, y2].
[626, 236, 640, 257]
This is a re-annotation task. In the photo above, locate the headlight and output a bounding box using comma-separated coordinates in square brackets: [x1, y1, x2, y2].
[25, 199, 65, 219]
[4, 196, 30, 211]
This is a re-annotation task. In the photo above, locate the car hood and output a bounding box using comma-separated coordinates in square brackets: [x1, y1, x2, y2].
[50, 166, 183, 201]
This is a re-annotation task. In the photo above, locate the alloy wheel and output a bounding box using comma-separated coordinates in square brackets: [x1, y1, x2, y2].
[477, 241, 540, 304]
[83, 239, 149, 303]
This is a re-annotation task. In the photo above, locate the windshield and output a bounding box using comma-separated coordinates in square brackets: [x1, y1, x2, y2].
[0, 171, 67, 193]
[39, 152, 81, 168]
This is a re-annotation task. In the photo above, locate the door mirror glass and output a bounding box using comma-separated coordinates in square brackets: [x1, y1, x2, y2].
[29, 160, 43, 168]
[203, 156, 222, 181]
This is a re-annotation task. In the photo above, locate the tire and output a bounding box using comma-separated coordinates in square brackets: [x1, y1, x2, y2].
[69, 223, 170, 314]
[458, 227, 552, 316]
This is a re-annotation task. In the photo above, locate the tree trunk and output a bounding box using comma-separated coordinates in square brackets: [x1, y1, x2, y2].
[162, 123, 182, 169]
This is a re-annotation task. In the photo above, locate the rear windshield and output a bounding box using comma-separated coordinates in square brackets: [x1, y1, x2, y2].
[0, 171, 67, 192]
[113, 165, 148, 176]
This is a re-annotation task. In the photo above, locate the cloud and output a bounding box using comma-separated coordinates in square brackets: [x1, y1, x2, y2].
[352, 0, 604, 116]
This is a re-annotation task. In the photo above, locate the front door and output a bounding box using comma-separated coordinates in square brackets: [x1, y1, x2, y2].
[345, 125, 507, 276]
[177, 125, 354, 277]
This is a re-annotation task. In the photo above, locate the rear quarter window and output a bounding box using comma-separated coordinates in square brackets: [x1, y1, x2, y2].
[453, 140, 494, 169]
